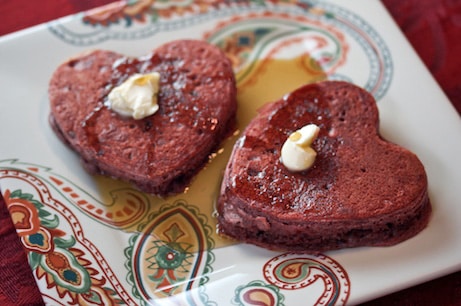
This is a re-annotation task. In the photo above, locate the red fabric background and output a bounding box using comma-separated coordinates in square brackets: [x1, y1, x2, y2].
[382, 0, 461, 115]
[0, 1, 460, 305]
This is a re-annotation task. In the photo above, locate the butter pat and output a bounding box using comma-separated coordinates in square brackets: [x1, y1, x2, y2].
[107, 72, 160, 119]
[281, 124, 320, 172]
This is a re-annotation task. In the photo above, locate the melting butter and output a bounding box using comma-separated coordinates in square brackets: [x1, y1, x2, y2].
[281, 124, 320, 172]
[107, 72, 160, 119]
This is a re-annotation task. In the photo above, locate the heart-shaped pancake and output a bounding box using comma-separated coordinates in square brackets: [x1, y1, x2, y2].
[49, 40, 237, 196]
[217, 81, 431, 252]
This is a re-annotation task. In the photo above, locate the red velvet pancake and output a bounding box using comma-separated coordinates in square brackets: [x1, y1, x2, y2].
[49, 40, 237, 196]
[217, 81, 431, 253]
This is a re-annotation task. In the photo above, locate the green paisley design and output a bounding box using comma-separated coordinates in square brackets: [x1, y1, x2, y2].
[125, 200, 216, 305]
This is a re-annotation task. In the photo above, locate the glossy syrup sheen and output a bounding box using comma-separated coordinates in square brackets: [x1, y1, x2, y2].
[82, 51, 224, 162]
[231, 84, 343, 214]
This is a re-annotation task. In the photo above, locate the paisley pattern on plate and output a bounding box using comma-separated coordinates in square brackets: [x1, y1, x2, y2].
[0, 160, 351, 305]
[231, 253, 350, 305]
[0, 165, 131, 305]
[232, 280, 285, 306]
[263, 253, 350, 305]
[125, 200, 215, 305]
[0, 1, 396, 305]
[48, 0, 392, 99]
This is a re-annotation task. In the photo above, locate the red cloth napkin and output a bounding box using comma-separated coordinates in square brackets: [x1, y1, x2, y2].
[0, 1, 460, 305]
[0, 0, 115, 36]
[382, 0, 461, 115]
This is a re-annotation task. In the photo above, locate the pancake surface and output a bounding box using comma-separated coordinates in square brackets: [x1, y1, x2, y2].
[49, 40, 237, 196]
[217, 81, 431, 252]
